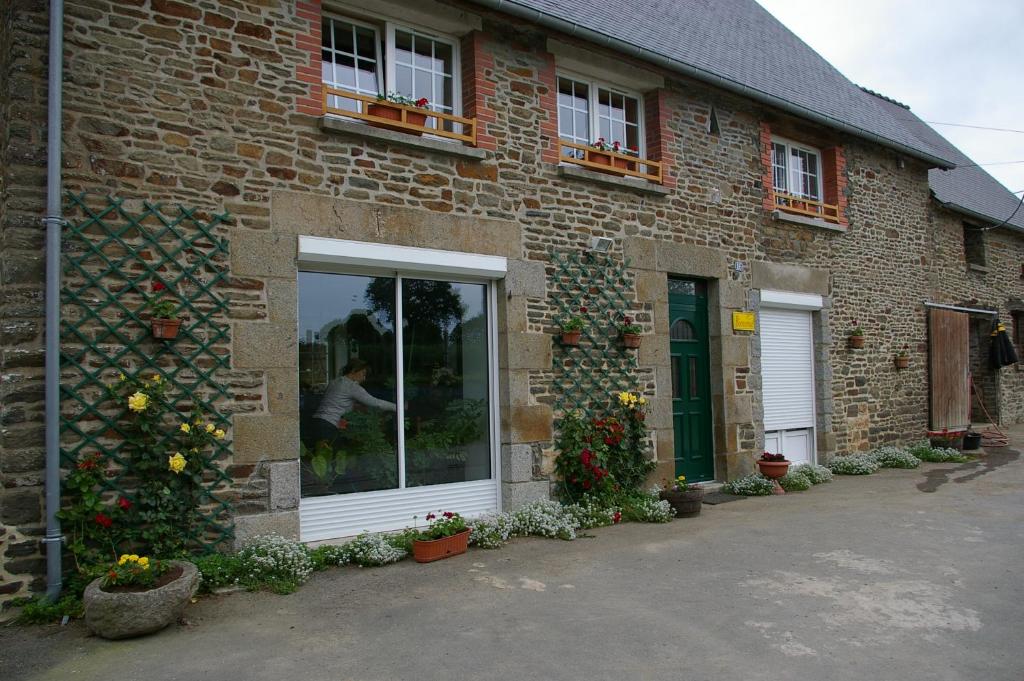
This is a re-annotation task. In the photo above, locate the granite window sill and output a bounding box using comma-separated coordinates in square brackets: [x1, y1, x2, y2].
[771, 209, 847, 232]
[557, 164, 669, 196]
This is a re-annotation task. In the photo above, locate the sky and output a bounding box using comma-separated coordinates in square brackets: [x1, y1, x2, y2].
[755, 0, 1024, 196]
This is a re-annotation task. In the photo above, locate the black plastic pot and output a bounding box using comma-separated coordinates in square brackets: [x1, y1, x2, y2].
[963, 432, 982, 451]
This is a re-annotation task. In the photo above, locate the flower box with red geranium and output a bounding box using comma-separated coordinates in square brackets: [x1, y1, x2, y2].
[147, 280, 182, 340]
[560, 306, 588, 346]
[412, 511, 471, 563]
[366, 92, 430, 135]
[620, 316, 643, 348]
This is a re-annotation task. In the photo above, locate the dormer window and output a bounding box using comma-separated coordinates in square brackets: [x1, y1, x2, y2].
[771, 137, 822, 201]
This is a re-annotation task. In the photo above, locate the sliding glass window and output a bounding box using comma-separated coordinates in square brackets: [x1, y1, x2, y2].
[298, 272, 491, 498]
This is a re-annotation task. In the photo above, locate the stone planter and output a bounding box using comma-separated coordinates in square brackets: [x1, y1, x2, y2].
[660, 488, 704, 518]
[412, 529, 471, 563]
[83, 560, 199, 640]
[366, 102, 426, 135]
[848, 334, 864, 349]
[756, 459, 790, 495]
[622, 333, 643, 348]
[150, 318, 181, 340]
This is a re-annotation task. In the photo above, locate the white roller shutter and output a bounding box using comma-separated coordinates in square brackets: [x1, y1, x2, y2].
[761, 308, 815, 431]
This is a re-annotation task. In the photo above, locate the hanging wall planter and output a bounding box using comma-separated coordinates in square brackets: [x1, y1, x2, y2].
[894, 354, 909, 369]
[848, 320, 864, 349]
[560, 307, 587, 347]
[622, 333, 643, 349]
[150, 318, 182, 340]
[561, 330, 582, 346]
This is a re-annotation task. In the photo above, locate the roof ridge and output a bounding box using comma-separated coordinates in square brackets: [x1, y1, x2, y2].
[858, 86, 911, 110]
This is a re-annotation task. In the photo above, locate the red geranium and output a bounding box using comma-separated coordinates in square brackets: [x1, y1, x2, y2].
[152, 281, 166, 292]
[612, 511, 622, 524]
[118, 497, 132, 510]
[94, 513, 113, 528]
[415, 97, 429, 107]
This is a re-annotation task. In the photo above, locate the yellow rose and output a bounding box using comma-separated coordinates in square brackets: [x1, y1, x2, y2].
[180, 423, 191, 434]
[205, 423, 215, 433]
[617, 391, 631, 404]
[118, 554, 129, 565]
[127, 391, 149, 413]
[638, 397, 647, 405]
[677, 475, 686, 481]
[129, 554, 139, 562]
[151, 374, 161, 383]
[138, 557, 150, 569]
[168, 452, 187, 474]
[118, 372, 126, 382]
[214, 429, 226, 439]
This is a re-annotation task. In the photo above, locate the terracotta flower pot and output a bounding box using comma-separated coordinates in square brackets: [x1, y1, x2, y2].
[366, 103, 427, 135]
[151, 318, 181, 340]
[660, 488, 704, 518]
[622, 333, 642, 348]
[894, 355, 909, 369]
[412, 529, 471, 563]
[83, 560, 198, 640]
[848, 334, 865, 349]
[561, 330, 582, 346]
[756, 459, 790, 495]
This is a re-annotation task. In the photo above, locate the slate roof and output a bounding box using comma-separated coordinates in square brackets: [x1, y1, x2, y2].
[471, 0, 956, 166]
[865, 89, 1024, 232]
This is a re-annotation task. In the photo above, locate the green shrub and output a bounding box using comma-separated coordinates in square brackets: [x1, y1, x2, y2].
[908, 442, 970, 463]
[790, 463, 833, 484]
[828, 454, 880, 475]
[192, 553, 244, 593]
[722, 474, 776, 496]
[779, 471, 812, 492]
[237, 535, 314, 594]
[870, 446, 921, 469]
[14, 595, 84, 625]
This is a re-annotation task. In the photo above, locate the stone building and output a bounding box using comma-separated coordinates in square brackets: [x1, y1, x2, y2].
[1, 0, 1021, 601]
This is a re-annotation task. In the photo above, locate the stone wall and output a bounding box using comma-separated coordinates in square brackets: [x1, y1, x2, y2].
[1, 0, 49, 601]
[928, 205, 1024, 424]
[1, 0, 1009, 602]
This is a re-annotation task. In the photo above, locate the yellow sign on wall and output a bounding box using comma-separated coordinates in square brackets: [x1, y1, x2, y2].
[732, 310, 757, 332]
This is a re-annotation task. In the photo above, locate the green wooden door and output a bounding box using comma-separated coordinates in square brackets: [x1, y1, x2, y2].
[669, 279, 714, 481]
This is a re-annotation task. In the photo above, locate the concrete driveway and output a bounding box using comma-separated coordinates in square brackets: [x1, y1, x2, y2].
[3, 440, 1023, 681]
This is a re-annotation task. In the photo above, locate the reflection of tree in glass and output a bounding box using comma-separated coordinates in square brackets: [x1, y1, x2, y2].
[366, 278, 463, 329]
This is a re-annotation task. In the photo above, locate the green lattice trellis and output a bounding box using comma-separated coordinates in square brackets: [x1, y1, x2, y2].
[550, 249, 639, 420]
[60, 193, 235, 550]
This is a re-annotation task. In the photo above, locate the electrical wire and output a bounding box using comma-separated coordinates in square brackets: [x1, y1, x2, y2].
[924, 121, 1024, 135]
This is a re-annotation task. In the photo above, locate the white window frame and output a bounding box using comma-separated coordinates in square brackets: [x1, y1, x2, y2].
[322, 15, 384, 100]
[296, 238, 504, 541]
[771, 136, 823, 201]
[556, 70, 646, 159]
[323, 12, 462, 122]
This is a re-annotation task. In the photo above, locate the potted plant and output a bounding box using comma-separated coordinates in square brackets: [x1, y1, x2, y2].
[148, 281, 181, 340]
[756, 452, 790, 495]
[367, 92, 430, 134]
[895, 344, 910, 369]
[83, 554, 199, 639]
[412, 511, 471, 563]
[659, 474, 704, 518]
[848, 320, 864, 349]
[590, 138, 639, 173]
[560, 307, 587, 346]
[620, 315, 643, 348]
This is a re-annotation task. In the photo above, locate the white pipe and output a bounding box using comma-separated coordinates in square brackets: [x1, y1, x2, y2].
[43, 0, 65, 601]
[923, 302, 998, 316]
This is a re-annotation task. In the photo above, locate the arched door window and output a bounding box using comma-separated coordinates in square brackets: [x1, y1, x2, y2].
[670, 318, 696, 341]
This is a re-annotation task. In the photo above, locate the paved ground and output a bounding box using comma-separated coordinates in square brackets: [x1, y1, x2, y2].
[4, 435, 1024, 681]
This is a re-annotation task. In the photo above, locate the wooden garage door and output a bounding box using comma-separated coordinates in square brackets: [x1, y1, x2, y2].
[928, 308, 970, 431]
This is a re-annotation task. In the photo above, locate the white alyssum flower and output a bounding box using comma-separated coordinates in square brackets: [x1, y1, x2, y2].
[239, 534, 313, 586]
[828, 454, 880, 475]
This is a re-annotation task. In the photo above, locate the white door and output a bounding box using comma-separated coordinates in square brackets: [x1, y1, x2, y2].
[761, 307, 816, 466]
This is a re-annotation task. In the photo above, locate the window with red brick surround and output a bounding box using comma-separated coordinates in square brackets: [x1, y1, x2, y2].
[461, 31, 498, 152]
[760, 122, 848, 226]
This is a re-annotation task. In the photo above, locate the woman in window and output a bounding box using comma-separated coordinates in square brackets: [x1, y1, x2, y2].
[311, 358, 397, 445]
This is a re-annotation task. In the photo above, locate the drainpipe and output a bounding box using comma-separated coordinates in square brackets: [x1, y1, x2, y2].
[43, 0, 65, 601]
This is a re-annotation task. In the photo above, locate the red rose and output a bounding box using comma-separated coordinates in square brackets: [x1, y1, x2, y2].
[582, 480, 592, 490]
[94, 513, 113, 528]
[613, 511, 622, 523]
[153, 281, 166, 292]
[580, 449, 592, 466]
[579, 306, 588, 313]
[604, 437, 614, 446]
[118, 497, 132, 510]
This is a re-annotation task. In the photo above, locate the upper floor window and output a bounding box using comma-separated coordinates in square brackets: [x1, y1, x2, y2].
[771, 137, 822, 201]
[322, 16, 460, 126]
[962, 222, 988, 269]
[557, 74, 643, 158]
